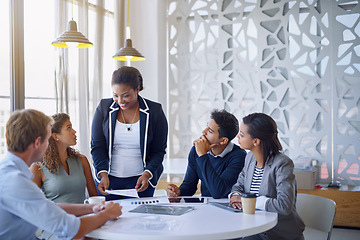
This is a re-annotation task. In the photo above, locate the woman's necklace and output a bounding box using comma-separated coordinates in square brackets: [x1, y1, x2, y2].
[120, 104, 139, 131]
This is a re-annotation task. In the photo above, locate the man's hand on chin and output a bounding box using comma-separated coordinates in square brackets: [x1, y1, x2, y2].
[193, 135, 217, 156]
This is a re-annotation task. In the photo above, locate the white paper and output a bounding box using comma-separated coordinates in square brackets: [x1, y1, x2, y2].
[105, 189, 139, 198]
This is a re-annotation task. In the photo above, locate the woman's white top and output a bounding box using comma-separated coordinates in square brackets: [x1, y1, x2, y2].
[110, 120, 144, 178]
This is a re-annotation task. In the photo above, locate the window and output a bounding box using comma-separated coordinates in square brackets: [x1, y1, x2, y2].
[0, 0, 10, 160]
[24, 0, 57, 115]
[0, 0, 118, 161]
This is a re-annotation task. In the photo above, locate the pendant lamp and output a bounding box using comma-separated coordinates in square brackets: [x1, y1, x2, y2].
[112, 0, 145, 61]
[51, 0, 93, 48]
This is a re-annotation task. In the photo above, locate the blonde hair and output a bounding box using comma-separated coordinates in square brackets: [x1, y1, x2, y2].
[6, 109, 53, 153]
[41, 113, 80, 173]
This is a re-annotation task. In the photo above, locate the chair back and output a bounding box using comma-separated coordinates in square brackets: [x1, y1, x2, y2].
[296, 193, 336, 240]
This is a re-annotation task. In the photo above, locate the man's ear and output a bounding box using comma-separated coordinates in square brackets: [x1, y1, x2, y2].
[33, 136, 42, 148]
[219, 137, 229, 145]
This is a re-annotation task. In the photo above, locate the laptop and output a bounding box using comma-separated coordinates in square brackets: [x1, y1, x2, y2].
[209, 202, 243, 212]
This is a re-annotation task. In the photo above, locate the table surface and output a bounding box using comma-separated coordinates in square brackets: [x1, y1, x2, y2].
[87, 197, 278, 240]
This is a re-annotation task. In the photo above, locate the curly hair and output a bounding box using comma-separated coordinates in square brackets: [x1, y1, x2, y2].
[39, 113, 80, 174]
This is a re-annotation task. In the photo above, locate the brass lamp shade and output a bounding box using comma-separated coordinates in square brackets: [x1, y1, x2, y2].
[112, 39, 145, 61]
[52, 20, 93, 48]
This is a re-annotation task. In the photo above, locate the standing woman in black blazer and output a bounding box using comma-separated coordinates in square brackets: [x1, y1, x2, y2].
[91, 66, 168, 200]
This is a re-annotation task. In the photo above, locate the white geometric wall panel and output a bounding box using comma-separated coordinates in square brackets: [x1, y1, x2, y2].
[167, 0, 360, 185]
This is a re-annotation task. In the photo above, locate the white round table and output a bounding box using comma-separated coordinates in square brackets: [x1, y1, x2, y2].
[87, 198, 278, 240]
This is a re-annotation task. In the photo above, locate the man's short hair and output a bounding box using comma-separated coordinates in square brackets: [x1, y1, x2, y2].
[210, 109, 239, 141]
[6, 109, 53, 153]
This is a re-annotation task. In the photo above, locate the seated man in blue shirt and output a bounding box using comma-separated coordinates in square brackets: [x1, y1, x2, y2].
[0, 109, 122, 240]
[166, 109, 246, 199]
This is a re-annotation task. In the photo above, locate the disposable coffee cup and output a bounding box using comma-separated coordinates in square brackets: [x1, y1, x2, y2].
[241, 193, 257, 214]
[84, 196, 105, 205]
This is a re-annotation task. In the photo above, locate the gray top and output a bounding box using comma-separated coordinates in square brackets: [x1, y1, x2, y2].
[41, 156, 86, 204]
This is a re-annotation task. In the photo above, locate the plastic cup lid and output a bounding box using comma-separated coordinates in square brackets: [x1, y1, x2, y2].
[241, 192, 257, 198]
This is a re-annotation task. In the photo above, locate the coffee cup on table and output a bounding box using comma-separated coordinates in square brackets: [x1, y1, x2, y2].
[241, 192, 257, 214]
[84, 196, 105, 205]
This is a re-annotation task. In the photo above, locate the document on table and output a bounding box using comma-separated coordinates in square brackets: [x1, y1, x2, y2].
[105, 189, 139, 198]
[130, 205, 195, 216]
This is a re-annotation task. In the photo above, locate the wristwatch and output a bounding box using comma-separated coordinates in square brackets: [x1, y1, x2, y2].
[228, 191, 241, 199]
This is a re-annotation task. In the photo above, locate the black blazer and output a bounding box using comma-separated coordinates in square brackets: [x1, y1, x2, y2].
[91, 95, 168, 187]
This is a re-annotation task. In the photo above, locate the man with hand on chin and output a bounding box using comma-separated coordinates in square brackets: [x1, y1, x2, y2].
[167, 109, 246, 199]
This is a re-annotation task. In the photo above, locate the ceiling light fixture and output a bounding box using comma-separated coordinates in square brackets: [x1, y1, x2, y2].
[112, 0, 145, 61]
[51, 0, 93, 48]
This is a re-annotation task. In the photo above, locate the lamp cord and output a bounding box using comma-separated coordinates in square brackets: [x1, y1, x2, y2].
[127, 0, 130, 27]
[71, 0, 74, 20]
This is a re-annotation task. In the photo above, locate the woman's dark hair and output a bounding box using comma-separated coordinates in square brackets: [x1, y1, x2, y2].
[210, 109, 239, 141]
[243, 113, 282, 161]
[111, 66, 143, 91]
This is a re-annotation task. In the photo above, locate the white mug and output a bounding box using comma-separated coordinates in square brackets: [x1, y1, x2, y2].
[84, 196, 105, 205]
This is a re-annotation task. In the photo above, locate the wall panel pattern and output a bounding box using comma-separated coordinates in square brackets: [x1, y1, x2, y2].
[167, 0, 360, 185]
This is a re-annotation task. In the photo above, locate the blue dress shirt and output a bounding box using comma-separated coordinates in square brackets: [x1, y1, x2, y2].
[0, 152, 80, 240]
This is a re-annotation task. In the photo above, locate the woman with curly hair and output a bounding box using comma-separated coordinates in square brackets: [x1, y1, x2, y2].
[30, 113, 98, 203]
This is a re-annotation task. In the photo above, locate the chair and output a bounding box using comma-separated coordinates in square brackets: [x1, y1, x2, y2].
[296, 193, 336, 240]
